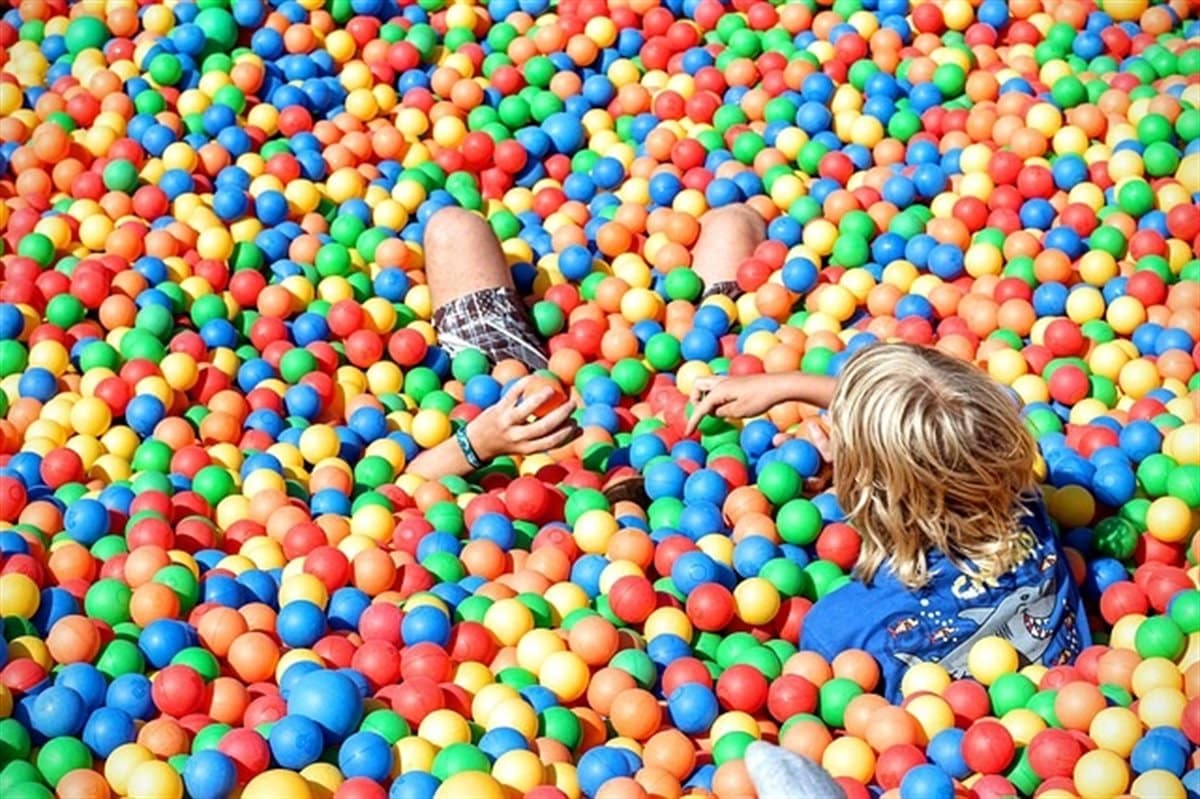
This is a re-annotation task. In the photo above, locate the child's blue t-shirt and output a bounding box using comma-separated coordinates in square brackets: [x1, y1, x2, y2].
[799, 497, 1091, 702]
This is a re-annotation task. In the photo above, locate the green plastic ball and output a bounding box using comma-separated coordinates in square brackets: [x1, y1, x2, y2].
[1134, 615, 1185, 660]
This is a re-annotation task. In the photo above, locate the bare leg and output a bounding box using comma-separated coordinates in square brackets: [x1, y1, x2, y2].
[423, 206, 513, 310]
[692, 204, 766, 290]
[423, 206, 548, 370]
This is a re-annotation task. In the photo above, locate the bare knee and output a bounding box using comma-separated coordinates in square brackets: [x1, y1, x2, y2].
[700, 204, 765, 238]
[423, 206, 493, 254]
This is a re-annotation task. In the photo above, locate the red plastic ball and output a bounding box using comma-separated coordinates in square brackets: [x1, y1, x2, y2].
[151, 665, 209, 717]
[942, 679, 991, 726]
[662, 658, 713, 696]
[815, 523, 860, 571]
[716, 664, 769, 714]
[685, 583, 735, 632]
[1043, 320, 1085, 357]
[1027, 729, 1084, 779]
[1098, 581, 1149, 625]
[961, 720, 1016, 774]
[766, 674, 818, 722]
[608, 576, 657, 625]
[875, 744, 926, 790]
[217, 727, 271, 783]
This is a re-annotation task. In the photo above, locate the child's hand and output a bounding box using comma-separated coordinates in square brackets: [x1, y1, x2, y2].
[685, 374, 788, 435]
[775, 418, 834, 495]
[467, 376, 580, 460]
[774, 418, 834, 461]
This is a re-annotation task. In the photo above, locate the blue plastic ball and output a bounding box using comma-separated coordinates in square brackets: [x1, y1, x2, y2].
[31, 685, 86, 738]
[900, 763, 956, 799]
[82, 707, 136, 757]
[184, 749, 239, 799]
[285, 670, 364, 745]
[667, 683, 719, 735]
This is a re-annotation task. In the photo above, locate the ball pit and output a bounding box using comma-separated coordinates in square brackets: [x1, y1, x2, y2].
[0, 1, 1199, 799]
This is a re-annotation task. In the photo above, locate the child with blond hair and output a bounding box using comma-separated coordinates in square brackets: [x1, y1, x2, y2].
[688, 342, 1090, 700]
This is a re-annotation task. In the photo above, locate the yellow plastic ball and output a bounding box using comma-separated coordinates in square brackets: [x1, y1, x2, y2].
[0, 573, 40, 619]
[966, 636, 1019, 686]
[392, 735, 437, 774]
[1117, 358, 1161, 400]
[242, 770, 313, 799]
[1089, 342, 1132, 381]
[299, 424, 340, 464]
[644, 607, 693, 642]
[1064, 286, 1106, 324]
[987, 348, 1028, 384]
[418, 708, 472, 749]
[543, 582, 588, 622]
[411, 409, 452, 448]
[488, 695, 539, 740]
[1106, 296, 1147, 335]
[1130, 657, 1182, 697]
[1087, 706, 1141, 758]
[1164, 423, 1199, 465]
[1145, 496, 1193, 543]
[732, 577, 781, 625]
[900, 662, 951, 697]
[516, 628, 566, 674]
[802, 219, 838, 256]
[574, 509, 618, 555]
[538, 651, 590, 702]
[483, 598, 535, 647]
[1011, 374, 1050, 405]
[711, 711, 759, 742]
[104, 744, 155, 796]
[491, 749, 546, 794]
[1137, 686, 1186, 728]
[1046, 484, 1097, 529]
[1130, 770, 1186, 799]
[999, 708, 1046, 746]
[1073, 749, 1129, 799]
[435, 773, 505, 799]
[126, 759, 183, 799]
[905, 694, 956, 741]
[821, 736, 875, 783]
[68, 396, 113, 437]
[278, 573, 329, 609]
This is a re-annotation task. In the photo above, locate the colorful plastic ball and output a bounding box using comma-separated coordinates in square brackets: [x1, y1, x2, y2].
[667, 684, 719, 736]
[269, 715, 326, 770]
[242, 770, 313, 799]
[339, 731, 393, 782]
[966, 637, 1019, 686]
[183, 750, 238, 799]
[1073, 749, 1129, 799]
[898, 763, 955, 799]
[961, 720, 1016, 774]
[31, 687, 86, 738]
[126, 759, 184, 799]
[285, 670, 364, 744]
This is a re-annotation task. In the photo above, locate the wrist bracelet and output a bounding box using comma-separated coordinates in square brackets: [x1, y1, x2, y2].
[455, 423, 484, 469]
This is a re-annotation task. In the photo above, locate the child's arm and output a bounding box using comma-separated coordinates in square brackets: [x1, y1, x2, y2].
[407, 377, 579, 480]
[684, 373, 837, 435]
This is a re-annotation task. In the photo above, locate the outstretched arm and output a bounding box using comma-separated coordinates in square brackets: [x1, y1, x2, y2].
[407, 377, 579, 480]
[684, 372, 837, 435]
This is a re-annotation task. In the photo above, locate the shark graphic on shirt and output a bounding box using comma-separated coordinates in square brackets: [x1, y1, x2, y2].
[890, 575, 1059, 676]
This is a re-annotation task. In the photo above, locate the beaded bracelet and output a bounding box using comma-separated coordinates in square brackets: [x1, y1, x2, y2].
[455, 423, 484, 469]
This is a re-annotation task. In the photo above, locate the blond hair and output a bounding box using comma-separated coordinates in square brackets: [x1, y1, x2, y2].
[829, 343, 1037, 589]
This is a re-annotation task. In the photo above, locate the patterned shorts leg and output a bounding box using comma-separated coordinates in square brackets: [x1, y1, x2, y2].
[432, 287, 550, 371]
[702, 280, 743, 301]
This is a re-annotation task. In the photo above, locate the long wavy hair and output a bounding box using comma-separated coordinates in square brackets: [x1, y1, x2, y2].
[829, 343, 1038, 589]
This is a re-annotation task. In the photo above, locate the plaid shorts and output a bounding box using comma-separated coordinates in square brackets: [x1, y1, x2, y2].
[703, 280, 743, 301]
[432, 287, 549, 370]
